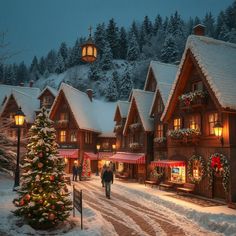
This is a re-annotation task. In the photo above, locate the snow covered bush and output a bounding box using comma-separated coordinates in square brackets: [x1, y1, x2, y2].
[168, 128, 201, 139]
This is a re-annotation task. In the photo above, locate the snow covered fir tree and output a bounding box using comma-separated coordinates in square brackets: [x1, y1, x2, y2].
[13, 107, 72, 230]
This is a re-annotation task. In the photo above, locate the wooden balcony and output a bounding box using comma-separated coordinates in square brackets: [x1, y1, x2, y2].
[55, 120, 69, 128]
[179, 92, 207, 110]
[129, 142, 143, 151]
[129, 123, 141, 132]
[154, 137, 167, 149]
[170, 135, 200, 145]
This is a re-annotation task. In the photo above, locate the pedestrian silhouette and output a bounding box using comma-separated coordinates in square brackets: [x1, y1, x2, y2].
[102, 166, 113, 199]
[72, 164, 79, 181]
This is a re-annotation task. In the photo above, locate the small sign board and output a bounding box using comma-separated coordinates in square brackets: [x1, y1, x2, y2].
[73, 185, 83, 229]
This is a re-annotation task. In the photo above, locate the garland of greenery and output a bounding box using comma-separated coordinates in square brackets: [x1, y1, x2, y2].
[187, 155, 205, 183]
[207, 153, 230, 193]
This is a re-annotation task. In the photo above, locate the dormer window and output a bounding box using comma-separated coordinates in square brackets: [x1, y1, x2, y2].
[42, 96, 52, 105]
[189, 114, 201, 130]
[192, 81, 203, 92]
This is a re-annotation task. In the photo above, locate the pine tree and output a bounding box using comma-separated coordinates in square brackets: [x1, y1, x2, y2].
[118, 27, 128, 59]
[55, 52, 65, 74]
[100, 40, 113, 71]
[160, 35, 179, 63]
[106, 18, 120, 59]
[88, 61, 103, 81]
[153, 14, 162, 35]
[127, 32, 140, 61]
[105, 77, 118, 101]
[58, 42, 68, 68]
[17, 62, 29, 83]
[203, 12, 215, 37]
[38, 57, 46, 75]
[13, 108, 72, 230]
[94, 23, 106, 57]
[45, 50, 57, 73]
[0, 63, 4, 83]
[67, 39, 82, 68]
[120, 70, 133, 99]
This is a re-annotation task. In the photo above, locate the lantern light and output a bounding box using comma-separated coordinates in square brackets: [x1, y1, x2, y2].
[81, 26, 98, 63]
[214, 121, 224, 146]
[96, 144, 101, 151]
[213, 121, 223, 137]
[14, 107, 25, 126]
[112, 144, 116, 150]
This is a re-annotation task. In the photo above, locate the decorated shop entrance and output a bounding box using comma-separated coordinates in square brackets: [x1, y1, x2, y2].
[58, 149, 79, 173]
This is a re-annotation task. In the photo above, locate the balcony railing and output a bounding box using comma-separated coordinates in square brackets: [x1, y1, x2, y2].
[168, 128, 201, 145]
[154, 137, 167, 148]
[179, 91, 207, 109]
[55, 120, 69, 128]
[129, 122, 141, 132]
[129, 142, 142, 150]
[114, 124, 123, 133]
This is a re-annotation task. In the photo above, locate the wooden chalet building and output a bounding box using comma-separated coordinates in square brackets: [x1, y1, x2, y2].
[161, 30, 236, 203]
[38, 85, 58, 110]
[0, 84, 41, 141]
[49, 83, 116, 174]
[111, 89, 154, 181]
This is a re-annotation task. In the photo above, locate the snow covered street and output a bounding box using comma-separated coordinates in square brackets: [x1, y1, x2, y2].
[1, 173, 236, 236]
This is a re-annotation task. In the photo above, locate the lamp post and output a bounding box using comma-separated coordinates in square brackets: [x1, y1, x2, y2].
[96, 144, 101, 176]
[214, 121, 223, 146]
[81, 26, 98, 63]
[112, 144, 116, 153]
[13, 107, 25, 190]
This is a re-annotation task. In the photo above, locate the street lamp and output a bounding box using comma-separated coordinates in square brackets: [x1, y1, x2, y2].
[214, 121, 224, 146]
[81, 26, 98, 63]
[96, 144, 101, 176]
[13, 107, 25, 190]
[112, 144, 116, 153]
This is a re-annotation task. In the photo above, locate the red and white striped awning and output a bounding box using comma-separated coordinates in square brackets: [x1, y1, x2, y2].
[84, 152, 97, 160]
[109, 152, 145, 164]
[58, 149, 78, 159]
[151, 160, 185, 167]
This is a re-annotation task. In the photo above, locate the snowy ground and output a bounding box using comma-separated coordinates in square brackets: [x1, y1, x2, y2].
[0, 173, 236, 236]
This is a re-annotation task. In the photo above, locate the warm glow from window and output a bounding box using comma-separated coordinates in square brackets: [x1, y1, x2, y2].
[59, 112, 68, 121]
[60, 130, 66, 142]
[208, 113, 218, 135]
[157, 124, 164, 138]
[174, 118, 181, 130]
[96, 144, 101, 150]
[70, 131, 77, 142]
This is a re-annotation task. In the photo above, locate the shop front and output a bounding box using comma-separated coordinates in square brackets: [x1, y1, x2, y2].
[109, 152, 146, 181]
[58, 149, 79, 173]
[151, 160, 186, 184]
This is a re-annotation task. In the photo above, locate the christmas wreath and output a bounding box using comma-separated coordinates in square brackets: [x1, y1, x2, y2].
[179, 90, 207, 106]
[187, 155, 205, 183]
[207, 153, 230, 193]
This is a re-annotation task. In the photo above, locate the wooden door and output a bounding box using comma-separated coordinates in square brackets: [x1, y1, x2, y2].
[213, 175, 225, 200]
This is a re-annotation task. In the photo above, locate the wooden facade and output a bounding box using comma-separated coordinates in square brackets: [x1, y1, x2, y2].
[162, 49, 236, 203]
[49, 88, 115, 174]
[38, 87, 57, 110]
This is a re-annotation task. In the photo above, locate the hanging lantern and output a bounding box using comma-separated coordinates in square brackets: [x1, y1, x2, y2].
[81, 26, 98, 63]
[214, 121, 223, 137]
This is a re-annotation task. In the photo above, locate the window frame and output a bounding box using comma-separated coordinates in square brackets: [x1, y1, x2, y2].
[173, 118, 181, 130]
[59, 130, 66, 142]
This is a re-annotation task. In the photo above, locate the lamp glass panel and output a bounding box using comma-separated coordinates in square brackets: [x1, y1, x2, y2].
[87, 46, 93, 56]
[82, 47, 86, 57]
[15, 115, 24, 126]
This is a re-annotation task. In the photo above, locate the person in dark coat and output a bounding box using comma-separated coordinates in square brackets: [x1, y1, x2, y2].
[72, 164, 79, 181]
[102, 166, 113, 199]
[101, 164, 107, 187]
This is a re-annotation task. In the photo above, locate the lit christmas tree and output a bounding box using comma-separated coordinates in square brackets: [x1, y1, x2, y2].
[81, 157, 91, 178]
[13, 107, 72, 229]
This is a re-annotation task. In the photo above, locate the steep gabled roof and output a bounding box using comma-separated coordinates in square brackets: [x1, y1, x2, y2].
[0, 84, 40, 111]
[1, 89, 40, 123]
[50, 83, 116, 136]
[144, 61, 178, 91]
[117, 101, 130, 118]
[162, 35, 236, 121]
[124, 89, 154, 134]
[38, 85, 58, 98]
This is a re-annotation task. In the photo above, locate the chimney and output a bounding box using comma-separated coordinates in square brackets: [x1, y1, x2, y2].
[19, 82, 24, 87]
[29, 80, 34, 87]
[86, 89, 93, 102]
[193, 24, 205, 36]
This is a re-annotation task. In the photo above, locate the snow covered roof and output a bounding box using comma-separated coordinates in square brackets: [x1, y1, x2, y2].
[1, 89, 40, 123]
[116, 101, 130, 118]
[162, 35, 236, 120]
[0, 84, 40, 111]
[144, 61, 178, 90]
[38, 85, 57, 98]
[124, 89, 154, 133]
[51, 83, 116, 136]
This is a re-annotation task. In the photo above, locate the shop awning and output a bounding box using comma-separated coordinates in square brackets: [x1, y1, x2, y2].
[151, 160, 185, 167]
[84, 152, 113, 160]
[109, 152, 145, 164]
[58, 149, 78, 159]
[84, 152, 98, 160]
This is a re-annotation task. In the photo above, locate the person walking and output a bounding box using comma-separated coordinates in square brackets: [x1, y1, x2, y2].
[72, 164, 79, 181]
[102, 166, 113, 199]
[101, 164, 107, 187]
